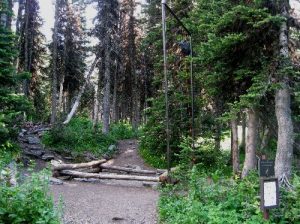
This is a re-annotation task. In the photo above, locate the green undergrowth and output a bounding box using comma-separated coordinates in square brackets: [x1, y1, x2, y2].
[42, 117, 138, 159]
[159, 166, 300, 224]
[0, 169, 61, 224]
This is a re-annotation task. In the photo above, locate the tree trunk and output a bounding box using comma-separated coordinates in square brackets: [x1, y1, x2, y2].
[102, 49, 111, 134]
[275, 86, 293, 178]
[16, 0, 24, 35]
[63, 57, 99, 124]
[112, 62, 118, 123]
[23, 0, 30, 96]
[274, 2, 294, 180]
[58, 76, 65, 112]
[231, 118, 239, 174]
[51, 159, 107, 171]
[93, 80, 99, 129]
[59, 170, 160, 182]
[260, 127, 270, 151]
[100, 164, 163, 175]
[51, 0, 59, 124]
[242, 108, 258, 178]
[241, 112, 246, 151]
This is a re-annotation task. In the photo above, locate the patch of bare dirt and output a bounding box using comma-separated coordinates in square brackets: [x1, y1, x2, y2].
[51, 139, 159, 224]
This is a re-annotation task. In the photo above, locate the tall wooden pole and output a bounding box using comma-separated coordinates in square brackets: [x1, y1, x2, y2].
[162, 0, 170, 172]
[190, 36, 195, 152]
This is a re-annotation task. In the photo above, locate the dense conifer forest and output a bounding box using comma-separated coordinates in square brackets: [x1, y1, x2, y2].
[1, 0, 300, 223]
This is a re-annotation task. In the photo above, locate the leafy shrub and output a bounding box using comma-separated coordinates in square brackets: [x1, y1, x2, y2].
[0, 142, 20, 171]
[43, 117, 138, 158]
[140, 93, 192, 168]
[159, 167, 300, 224]
[178, 137, 230, 172]
[110, 122, 139, 140]
[0, 170, 61, 224]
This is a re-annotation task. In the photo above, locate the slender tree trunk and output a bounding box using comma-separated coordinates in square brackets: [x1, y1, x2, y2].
[93, 76, 99, 129]
[16, 0, 24, 34]
[58, 77, 65, 112]
[112, 62, 118, 123]
[51, 0, 59, 124]
[275, 1, 294, 180]
[241, 112, 246, 151]
[23, 0, 30, 96]
[231, 118, 239, 174]
[63, 57, 99, 124]
[15, 0, 25, 73]
[242, 108, 258, 178]
[214, 123, 221, 151]
[102, 49, 111, 134]
[260, 127, 270, 151]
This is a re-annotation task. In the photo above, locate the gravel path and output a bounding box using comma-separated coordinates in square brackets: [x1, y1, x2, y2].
[51, 140, 159, 224]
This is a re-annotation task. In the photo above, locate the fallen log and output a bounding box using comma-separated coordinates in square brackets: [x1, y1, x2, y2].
[60, 170, 160, 182]
[77, 167, 101, 173]
[51, 159, 106, 171]
[100, 164, 163, 175]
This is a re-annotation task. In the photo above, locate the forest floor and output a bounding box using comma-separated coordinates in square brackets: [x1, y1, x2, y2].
[51, 139, 159, 224]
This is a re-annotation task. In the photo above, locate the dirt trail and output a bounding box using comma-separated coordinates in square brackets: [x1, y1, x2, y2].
[51, 140, 159, 224]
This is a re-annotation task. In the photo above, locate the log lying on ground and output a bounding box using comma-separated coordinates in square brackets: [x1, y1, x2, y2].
[60, 170, 160, 182]
[100, 164, 163, 175]
[51, 159, 106, 171]
[77, 167, 101, 173]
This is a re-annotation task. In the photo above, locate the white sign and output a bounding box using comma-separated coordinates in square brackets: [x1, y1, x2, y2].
[263, 181, 277, 207]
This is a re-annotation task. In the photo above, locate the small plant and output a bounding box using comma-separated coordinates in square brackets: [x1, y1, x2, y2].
[0, 169, 61, 224]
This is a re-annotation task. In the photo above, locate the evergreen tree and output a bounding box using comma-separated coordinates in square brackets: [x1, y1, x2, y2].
[0, 0, 30, 145]
[92, 0, 119, 134]
[17, 0, 47, 118]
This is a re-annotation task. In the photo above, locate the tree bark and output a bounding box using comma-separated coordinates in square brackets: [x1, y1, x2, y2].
[16, 0, 24, 35]
[63, 57, 99, 124]
[51, 0, 59, 124]
[231, 118, 239, 174]
[23, 0, 30, 96]
[260, 127, 270, 151]
[242, 108, 258, 178]
[51, 159, 107, 171]
[59, 170, 160, 182]
[112, 62, 118, 123]
[274, 1, 294, 180]
[100, 164, 163, 175]
[241, 112, 246, 151]
[275, 86, 293, 179]
[92, 76, 100, 129]
[102, 49, 111, 134]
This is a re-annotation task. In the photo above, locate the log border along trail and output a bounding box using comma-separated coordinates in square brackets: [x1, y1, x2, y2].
[51, 139, 162, 224]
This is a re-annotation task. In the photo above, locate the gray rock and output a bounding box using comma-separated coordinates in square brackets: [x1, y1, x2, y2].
[42, 154, 55, 161]
[24, 149, 44, 158]
[28, 145, 43, 151]
[108, 145, 117, 152]
[50, 177, 63, 185]
[27, 136, 40, 144]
